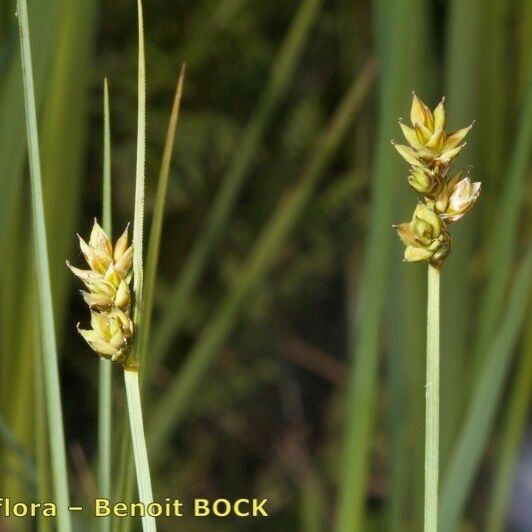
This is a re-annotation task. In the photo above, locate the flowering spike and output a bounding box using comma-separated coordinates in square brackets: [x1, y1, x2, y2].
[68, 223, 134, 364]
[392, 93, 480, 266]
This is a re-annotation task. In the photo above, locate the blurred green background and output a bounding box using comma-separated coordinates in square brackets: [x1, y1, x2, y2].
[1, 0, 531, 530]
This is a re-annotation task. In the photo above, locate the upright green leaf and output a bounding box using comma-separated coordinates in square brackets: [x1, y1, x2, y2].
[99, 78, 113, 532]
[335, 1, 429, 529]
[440, 0, 482, 465]
[141, 65, 186, 373]
[0, 0, 62, 277]
[439, 251, 532, 532]
[16, 0, 71, 528]
[486, 316, 532, 532]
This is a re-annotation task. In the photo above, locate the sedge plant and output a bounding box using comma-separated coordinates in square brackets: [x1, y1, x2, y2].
[67, 1, 155, 531]
[392, 93, 481, 532]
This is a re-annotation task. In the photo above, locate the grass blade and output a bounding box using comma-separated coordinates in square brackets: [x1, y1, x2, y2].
[300, 476, 325, 532]
[34, 326, 52, 532]
[335, 1, 429, 529]
[0, 414, 35, 485]
[140, 64, 186, 372]
[439, 249, 532, 532]
[151, 0, 324, 365]
[474, 72, 532, 364]
[0, 0, 62, 277]
[147, 60, 376, 456]
[125, 3, 155, 530]
[99, 77, 113, 532]
[102, 78, 112, 236]
[115, 65, 186, 532]
[382, 2, 435, 528]
[486, 316, 532, 532]
[16, 0, 71, 528]
[132, 0, 146, 334]
[440, 0, 482, 465]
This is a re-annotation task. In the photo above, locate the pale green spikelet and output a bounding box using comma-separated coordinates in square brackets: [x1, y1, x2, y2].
[68, 219, 134, 364]
[392, 93, 481, 266]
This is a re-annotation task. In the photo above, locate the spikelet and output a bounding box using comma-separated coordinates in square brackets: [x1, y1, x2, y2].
[68, 220, 134, 365]
[392, 94, 481, 266]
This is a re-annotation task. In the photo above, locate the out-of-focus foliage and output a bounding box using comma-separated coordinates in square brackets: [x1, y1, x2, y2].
[0, 0, 530, 531]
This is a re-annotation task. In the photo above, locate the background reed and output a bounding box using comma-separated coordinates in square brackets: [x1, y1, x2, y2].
[0, 0, 531, 531]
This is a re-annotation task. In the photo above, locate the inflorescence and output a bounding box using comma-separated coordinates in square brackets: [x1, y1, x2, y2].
[392, 93, 481, 266]
[67, 220, 134, 365]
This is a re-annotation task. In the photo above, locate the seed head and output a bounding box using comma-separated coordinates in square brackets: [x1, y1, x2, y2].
[435, 174, 481, 223]
[395, 204, 451, 265]
[394, 94, 474, 166]
[77, 308, 133, 363]
[68, 219, 134, 364]
[392, 93, 481, 266]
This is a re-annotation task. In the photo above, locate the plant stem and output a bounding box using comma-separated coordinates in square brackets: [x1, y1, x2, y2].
[17, 0, 71, 529]
[425, 264, 440, 532]
[124, 368, 155, 532]
[99, 77, 112, 532]
[123, 4, 155, 531]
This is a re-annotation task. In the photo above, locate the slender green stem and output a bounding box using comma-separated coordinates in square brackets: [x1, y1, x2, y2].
[99, 77, 112, 532]
[425, 264, 440, 532]
[124, 368, 155, 532]
[123, 3, 155, 531]
[16, 0, 71, 529]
